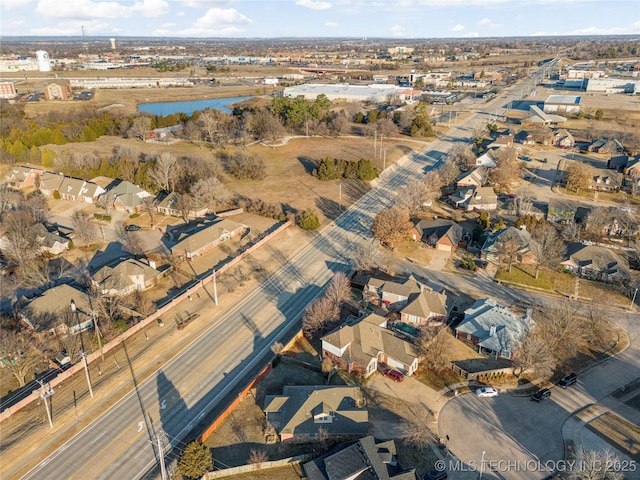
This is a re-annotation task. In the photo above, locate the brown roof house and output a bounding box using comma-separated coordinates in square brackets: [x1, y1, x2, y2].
[4, 166, 43, 189]
[553, 129, 575, 149]
[38, 172, 64, 196]
[561, 244, 630, 283]
[304, 436, 417, 480]
[57, 176, 105, 203]
[91, 258, 162, 296]
[455, 298, 534, 359]
[412, 218, 463, 252]
[589, 173, 622, 192]
[264, 386, 368, 443]
[20, 284, 94, 336]
[321, 313, 419, 377]
[455, 168, 486, 188]
[156, 191, 208, 219]
[170, 218, 247, 259]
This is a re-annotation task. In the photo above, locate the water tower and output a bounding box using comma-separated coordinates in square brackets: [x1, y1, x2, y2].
[110, 38, 116, 50]
[35, 50, 51, 72]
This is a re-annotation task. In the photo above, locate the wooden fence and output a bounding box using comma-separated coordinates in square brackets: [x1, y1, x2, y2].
[0, 220, 293, 422]
[450, 363, 513, 381]
[203, 453, 312, 479]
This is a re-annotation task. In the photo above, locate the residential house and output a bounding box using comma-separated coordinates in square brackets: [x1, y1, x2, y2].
[57, 176, 106, 203]
[577, 206, 640, 238]
[624, 157, 640, 177]
[589, 173, 621, 192]
[33, 223, 70, 255]
[553, 129, 575, 149]
[455, 298, 534, 359]
[21, 284, 94, 335]
[304, 436, 417, 480]
[92, 258, 162, 296]
[363, 275, 421, 310]
[561, 244, 630, 282]
[400, 289, 448, 325]
[455, 168, 485, 188]
[38, 172, 64, 196]
[514, 130, 536, 146]
[321, 313, 420, 377]
[449, 186, 498, 211]
[412, 218, 463, 252]
[264, 386, 368, 443]
[481, 226, 536, 266]
[170, 218, 247, 259]
[607, 155, 632, 173]
[487, 134, 513, 149]
[156, 192, 208, 219]
[547, 198, 579, 223]
[4, 166, 43, 189]
[474, 150, 498, 168]
[103, 181, 153, 213]
[145, 125, 184, 143]
[588, 138, 624, 155]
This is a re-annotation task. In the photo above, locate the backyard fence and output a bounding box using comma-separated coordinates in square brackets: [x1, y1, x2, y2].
[450, 363, 513, 381]
[203, 453, 313, 479]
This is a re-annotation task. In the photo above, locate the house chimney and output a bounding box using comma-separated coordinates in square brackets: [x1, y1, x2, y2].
[489, 324, 496, 336]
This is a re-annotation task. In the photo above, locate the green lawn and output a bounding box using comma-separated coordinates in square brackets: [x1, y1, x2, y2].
[495, 265, 575, 294]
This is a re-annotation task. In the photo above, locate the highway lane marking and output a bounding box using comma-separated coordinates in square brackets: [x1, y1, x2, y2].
[90, 431, 107, 445]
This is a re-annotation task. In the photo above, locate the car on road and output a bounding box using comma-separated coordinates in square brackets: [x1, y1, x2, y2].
[124, 225, 142, 231]
[156, 318, 165, 327]
[531, 388, 551, 402]
[520, 156, 533, 162]
[381, 368, 405, 382]
[475, 387, 499, 398]
[558, 373, 577, 388]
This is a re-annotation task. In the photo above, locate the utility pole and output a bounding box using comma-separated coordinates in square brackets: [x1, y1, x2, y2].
[374, 130, 377, 158]
[383, 148, 387, 171]
[212, 269, 218, 306]
[157, 434, 167, 480]
[79, 352, 94, 398]
[339, 183, 342, 211]
[36, 380, 54, 428]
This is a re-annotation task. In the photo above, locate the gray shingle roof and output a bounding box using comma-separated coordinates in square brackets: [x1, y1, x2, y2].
[414, 219, 463, 246]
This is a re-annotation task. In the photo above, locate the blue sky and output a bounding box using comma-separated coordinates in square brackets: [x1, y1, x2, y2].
[1, 0, 639, 38]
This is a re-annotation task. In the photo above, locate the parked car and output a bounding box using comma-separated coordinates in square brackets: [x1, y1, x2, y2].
[424, 470, 448, 480]
[475, 387, 499, 398]
[125, 225, 142, 231]
[531, 388, 551, 402]
[156, 318, 165, 327]
[558, 373, 577, 388]
[381, 368, 405, 383]
[520, 156, 533, 162]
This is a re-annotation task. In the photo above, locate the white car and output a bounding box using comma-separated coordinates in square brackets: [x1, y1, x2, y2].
[475, 387, 499, 398]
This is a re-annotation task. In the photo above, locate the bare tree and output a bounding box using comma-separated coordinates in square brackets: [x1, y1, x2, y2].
[371, 207, 414, 249]
[324, 272, 352, 307]
[529, 225, 565, 278]
[400, 413, 435, 452]
[496, 239, 520, 272]
[133, 291, 156, 318]
[116, 223, 146, 257]
[127, 116, 151, 141]
[562, 219, 582, 242]
[141, 196, 157, 226]
[302, 297, 339, 337]
[489, 148, 522, 191]
[564, 161, 592, 193]
[190, 176, 230, 215]
[176, 193, 193, 224]
[437, 158, 461, 186]
[0, 329, 44, 387]
[534, 303, 584, 364]
[1, 209, 41, 268]
[149, 152, 181, 192]
[583, 207, 611, 241]
[396, 180, 429, 215]
[513, 332, 556, 379]
[270, 342, 284, 355]
[72, 209, 98, 247]
[414, 324, 450, 372]
[248, 449, 268, 469]
[225, 151, 266, 180]
[569, 446, 623, 480]
[350, 241, 382, 271]
[251, 108, 284, 143]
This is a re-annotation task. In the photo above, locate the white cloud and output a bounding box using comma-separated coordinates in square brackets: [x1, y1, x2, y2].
[463, 31, 479, 37]
[161, 22, 176, 27]
[450, 23, 464, 32]
[29, 19, 116, 35]
[175, 6, 252, 36]
[0, 0, 32, 10]
[176, 11, 185, 16]
[477, 17, 491, 26]
[570, 20, 640, 35]
[390, 24, 406, 37]
[295, 0, 332, 10]
[34, 0, 168, 19]
[325, 21, 339, 28]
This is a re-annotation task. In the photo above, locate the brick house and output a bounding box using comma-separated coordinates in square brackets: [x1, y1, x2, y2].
[412, 218, 463, 252]
[170, 218, 247, 259]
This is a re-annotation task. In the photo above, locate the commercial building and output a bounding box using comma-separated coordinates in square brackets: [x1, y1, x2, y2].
[0, 81, 17, 99]
[543, 95, 581, 115]
[281, 83, 415, 103]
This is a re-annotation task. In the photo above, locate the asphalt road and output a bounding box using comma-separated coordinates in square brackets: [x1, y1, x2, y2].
[20, 60, 560, 480]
